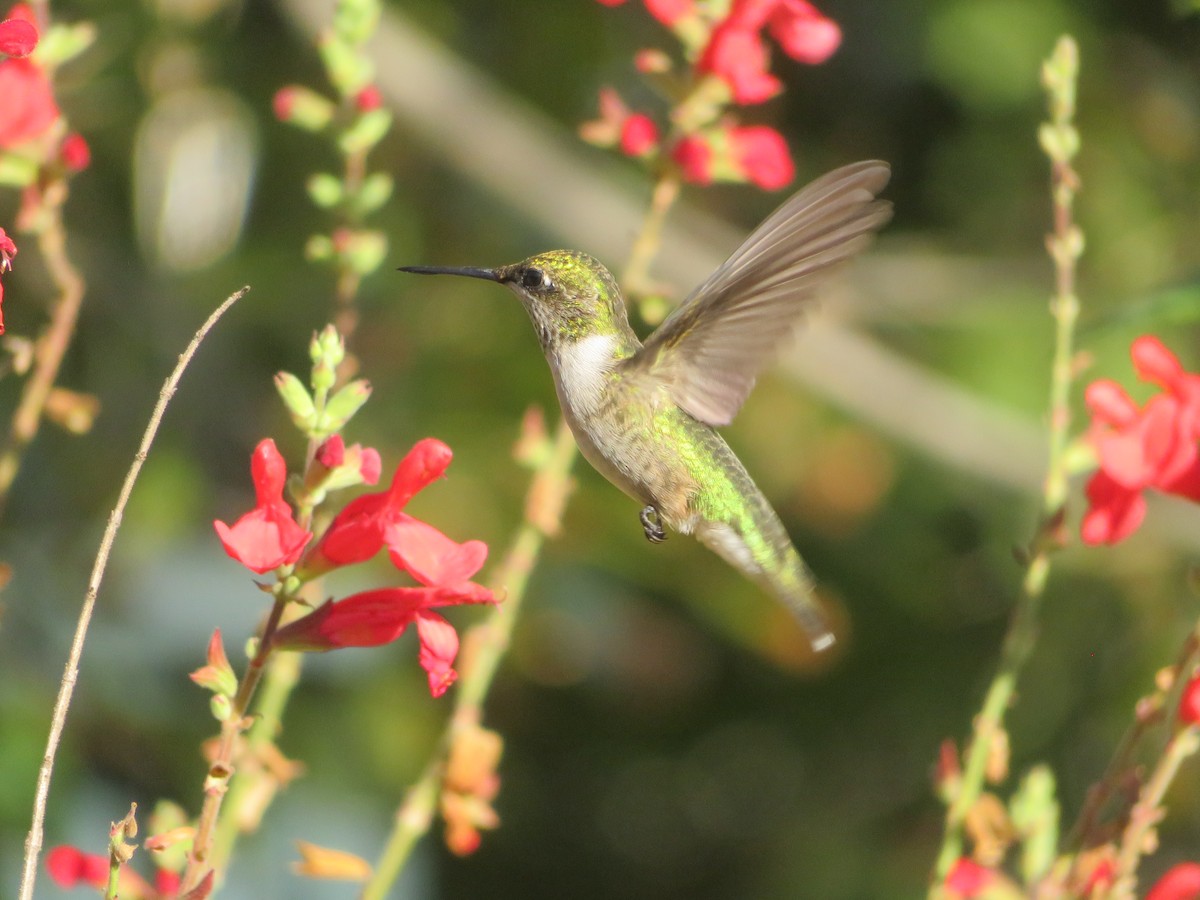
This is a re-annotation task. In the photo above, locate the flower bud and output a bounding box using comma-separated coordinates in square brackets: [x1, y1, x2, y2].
[319, 379, 372, 434]
[273, 85, 335, 131]
[275, 371, 317, 429]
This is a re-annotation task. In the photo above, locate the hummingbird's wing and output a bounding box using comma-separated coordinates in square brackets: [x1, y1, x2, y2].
[626, 161, 892, 427]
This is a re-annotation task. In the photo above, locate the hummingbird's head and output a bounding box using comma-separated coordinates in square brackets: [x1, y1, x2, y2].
[400, 250, 635, 351]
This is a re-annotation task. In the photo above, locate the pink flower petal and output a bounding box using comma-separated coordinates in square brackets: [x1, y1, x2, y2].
[416, 610, 460, 697]
[385, 517, 488, 586]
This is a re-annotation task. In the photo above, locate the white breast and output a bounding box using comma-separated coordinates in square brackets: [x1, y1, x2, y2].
[554, 334, 617, 418]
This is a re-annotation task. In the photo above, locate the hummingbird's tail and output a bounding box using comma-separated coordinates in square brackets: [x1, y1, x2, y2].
[695, 520, 836, 652]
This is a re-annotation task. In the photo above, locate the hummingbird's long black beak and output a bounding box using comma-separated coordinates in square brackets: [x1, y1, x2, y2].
[398, 265, 501, 282]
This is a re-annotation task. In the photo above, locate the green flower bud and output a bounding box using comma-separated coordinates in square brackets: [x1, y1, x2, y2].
[342, 229, 388, 276]
[275, 372, 317, 428]
[305, 233, 334, 262]
[210, 693, 233, 722]
[307, 173, 344, 208]
[0, 152, 39, 188]
[338, 108, 392, 155]
[273, 85, 335, 132]
[319, 33, 373, 97]
[318, 379, 372, 434]
[353, 172, 393, 216]
[334, 0, 381, 44]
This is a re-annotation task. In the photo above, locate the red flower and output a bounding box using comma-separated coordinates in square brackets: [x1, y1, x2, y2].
[697, 0, 839, 104]
[0, 54, 57, 147]
[314, 434, 382, 486]
[302, 437, 453, 573]
[1081, 336, 1200, 545]
[46, 845, 108, 888]
[619, 113, 658, 157]
[767, 0, 841, 64]
[1147, 863, 1200, 900]
[1179, 673, 1200, 727]
[728, 124, 794, 189]
[275, 509, 494, 696]
[214, 439, 313, 573]
[672, 134, 715, 185]
[270, 579, 493, 697]
[60, 132, 90, 171]
[943, 857, 993, 897]
[698, 23, 781, 104]
[0, 13, 36, 58]
[355, 84, 382, 111]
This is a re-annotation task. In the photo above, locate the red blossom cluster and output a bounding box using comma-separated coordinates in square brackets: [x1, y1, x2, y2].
[1081, 336, 1200, 545]
[46, 845, 180, 898]
[0, 4, 91, 333]
[0, 4, 89, 164]
[215, 436, 495, 697]
[587, 0, 841, 190]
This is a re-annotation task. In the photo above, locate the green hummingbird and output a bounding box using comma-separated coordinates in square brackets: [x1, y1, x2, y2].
[400, 161, 891, 652]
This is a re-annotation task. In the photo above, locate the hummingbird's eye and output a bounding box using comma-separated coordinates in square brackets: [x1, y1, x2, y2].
[521, 267, 551, 291]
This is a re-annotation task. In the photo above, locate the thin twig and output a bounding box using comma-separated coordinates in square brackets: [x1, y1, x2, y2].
[17, 286, 250, 900]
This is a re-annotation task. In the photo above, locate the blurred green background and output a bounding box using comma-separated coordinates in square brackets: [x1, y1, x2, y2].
[4, 0, 1200, 897]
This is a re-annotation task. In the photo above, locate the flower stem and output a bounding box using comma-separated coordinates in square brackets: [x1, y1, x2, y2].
[363, 420, 577, 899]
[0, 179, 85, 517]
[181, 590, 292, 891]
[1105, 725, 1200, 899]
[932, 35, 1082, 884]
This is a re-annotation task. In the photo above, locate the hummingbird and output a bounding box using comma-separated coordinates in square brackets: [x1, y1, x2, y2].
[400, 161, 891, 652]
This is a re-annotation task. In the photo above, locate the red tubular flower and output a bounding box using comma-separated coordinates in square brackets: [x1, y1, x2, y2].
[274, 512, 494, 696]
[0, 55, 57, 147]
[1081, 337, 1200, 545]
[768, 0, 841, 64]
[270, 582, 494, 697]
[943, 857, 993, 898]
[355, 84, 382, 111]
[619, 113, 658, 157]
[696, 0, 839, 104]
[672, 134, 715, 185]
[1147, 863, 1200, 900]
[1179, 673, 1200, 727]
[214, 439, 313, 574]
[302, 437, 453, 573]
[60, 132, 90, 171]
[0, 14, 36, 57]
[697, 23, 781, 104]
[728, 124, 794, 189]
[46, 845, 108, 888]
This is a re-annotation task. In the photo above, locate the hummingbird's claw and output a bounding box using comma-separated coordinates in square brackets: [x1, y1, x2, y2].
[640, 505, 667, 543]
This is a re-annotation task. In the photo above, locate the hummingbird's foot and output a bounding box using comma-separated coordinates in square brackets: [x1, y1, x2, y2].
[640, 505, 667, 543]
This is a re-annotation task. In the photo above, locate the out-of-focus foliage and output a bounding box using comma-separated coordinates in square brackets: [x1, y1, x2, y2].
[3, 1, 1200, 898]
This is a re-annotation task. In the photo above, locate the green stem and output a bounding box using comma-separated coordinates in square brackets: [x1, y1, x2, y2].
[1105, 726, 1200, 900]
[932, 34, 1082, 885]
[362, 421, 577, 899]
